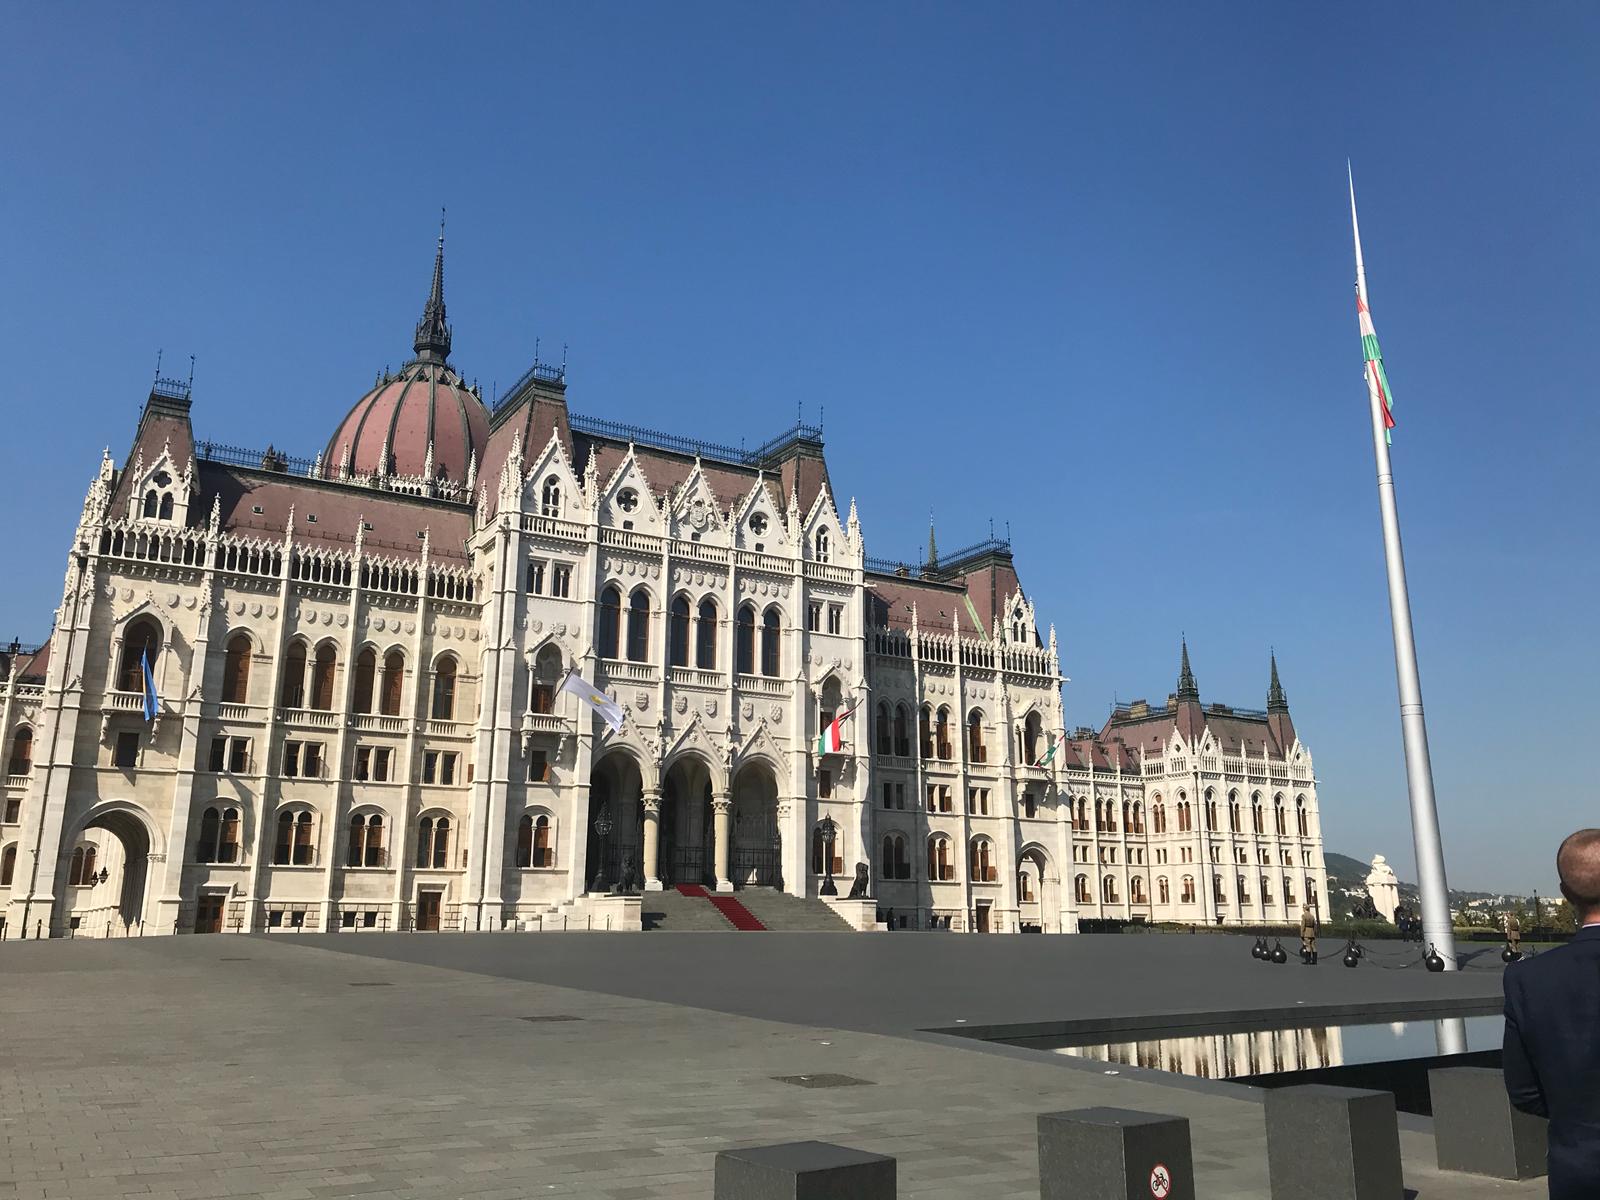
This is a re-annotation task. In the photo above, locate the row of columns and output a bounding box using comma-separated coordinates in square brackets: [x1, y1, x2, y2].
[637, 790, 735, 893]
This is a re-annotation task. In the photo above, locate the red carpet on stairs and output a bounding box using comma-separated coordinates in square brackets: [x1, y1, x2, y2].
[674, 883, 766, 931]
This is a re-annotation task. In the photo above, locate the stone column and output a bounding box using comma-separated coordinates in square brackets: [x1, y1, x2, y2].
[712, 792, 732, 893]
[641, 788, 663, 892]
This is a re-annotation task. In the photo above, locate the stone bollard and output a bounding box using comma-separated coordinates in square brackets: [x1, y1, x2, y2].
[1038, 1107, 1193, 1200]
[1265, 1085, 1403, 1200]
[714, 1140, 895, 1199]
[1429, 1066, 1547, 1180]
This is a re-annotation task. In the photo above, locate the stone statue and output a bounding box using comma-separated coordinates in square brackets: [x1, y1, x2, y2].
[618, 851, 639, 895]
[846, 862, 869, 900]
[1299, 903, 1319, 964]
[1364, 854, 1401, 924]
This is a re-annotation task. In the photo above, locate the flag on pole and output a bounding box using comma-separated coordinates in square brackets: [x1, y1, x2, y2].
[1032, 732, 1065, 769]
[816, 706, 856, 756]
[557, 668, 625, 733]
[961, 593, 989, 641]
[140, 649, 158, 722]
[1350, 166, 1397, 444]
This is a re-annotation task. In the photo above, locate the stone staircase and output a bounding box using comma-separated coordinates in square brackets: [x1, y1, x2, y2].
[639, 887, 855, 932]
[729, 888, 854, 932]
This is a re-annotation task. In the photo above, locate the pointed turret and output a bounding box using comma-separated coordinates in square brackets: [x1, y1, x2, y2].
[1266, 650, 1297, 751]
[412, 212, 452, 363]
[926, 516, 939, 571]
[1176, 637, 1199, 703]
[1171, 636, 1204, 743]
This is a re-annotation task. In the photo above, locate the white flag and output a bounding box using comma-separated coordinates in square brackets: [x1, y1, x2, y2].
[557, 668, 625, 733]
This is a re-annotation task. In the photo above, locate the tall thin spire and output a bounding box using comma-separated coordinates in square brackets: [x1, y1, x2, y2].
[1176, 637, 1199, 703]
[926, 513, 938, 569]
[413, 209, 451, 363]
[1267, 650, 1288, 713]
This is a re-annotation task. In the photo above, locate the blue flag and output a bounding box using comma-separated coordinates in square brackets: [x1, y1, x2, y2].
[140, 649, 158, 722]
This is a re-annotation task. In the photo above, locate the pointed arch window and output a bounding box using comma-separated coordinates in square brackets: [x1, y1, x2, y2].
[8, 726, 33, 775]
[0, 844, 14, 886]
[142, 490, 159, 518]
[695, 599, 717, 668]
[760, 606, 781, 677]
[735, 605, 755, 674]
[668, 595, 691, 668]
[1252, 794, 1265, 835]
[599, 587, 622, 660]
[431, 657, 457, 721]
[918, 706, 933, 759]
[934, 707, 952, 759]
[875, 703, 891, 755]
[966, 710, 986, 763]
[222, 634, 252, 704]
[626, 589, 651, 662]
[310, 644, 337, 711]
[814, 529, 830, 563]
[1296, 796, 1309, 838]
[380, 651, 405, 716]
[893, 704, 909, 757]
[280, 642, 307, 708]
[353, 647, 376, 714]
[1274, 795, 1287, 836]
[541, 476, 561, 518]
[158, 493, 174, 520]
[118, 618, 162, 693]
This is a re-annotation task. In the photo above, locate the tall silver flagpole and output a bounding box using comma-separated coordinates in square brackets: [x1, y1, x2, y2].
[1349, 167, 1458, 970]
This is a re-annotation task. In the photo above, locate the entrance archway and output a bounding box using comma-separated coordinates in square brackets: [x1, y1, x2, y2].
[57, 804, 155, 937]
[1018, 843, 1058, 933]
[660, 755, 713, 887]
[730, 759, 780, 889]
[586, 750, 644, 893]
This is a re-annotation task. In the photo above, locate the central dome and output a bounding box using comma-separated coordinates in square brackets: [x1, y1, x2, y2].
[323, 225, 489, 486]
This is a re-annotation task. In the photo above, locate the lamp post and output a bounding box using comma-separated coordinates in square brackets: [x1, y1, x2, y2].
[589, 803, 613, 895]
[770, 824, 784, 892]
[819, 816, 838, 897]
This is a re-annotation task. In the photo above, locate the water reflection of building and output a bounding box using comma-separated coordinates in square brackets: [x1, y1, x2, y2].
[1056, 1024, 1346, 1079]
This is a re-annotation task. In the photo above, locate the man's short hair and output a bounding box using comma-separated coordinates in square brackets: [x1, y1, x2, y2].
[1556, 829, 1600, 910]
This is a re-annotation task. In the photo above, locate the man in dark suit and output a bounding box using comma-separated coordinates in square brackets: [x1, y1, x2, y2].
[1504, 828, 1600, 1199]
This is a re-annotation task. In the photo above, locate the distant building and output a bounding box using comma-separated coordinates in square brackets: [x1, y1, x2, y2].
[0, 234, 1327, 938]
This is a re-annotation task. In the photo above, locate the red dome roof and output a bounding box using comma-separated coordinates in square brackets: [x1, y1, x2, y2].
[325, 363, 488, 485]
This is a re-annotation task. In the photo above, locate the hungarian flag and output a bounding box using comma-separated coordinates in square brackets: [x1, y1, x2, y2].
[817, 707, 856, 756]
[1357, 292, 1397, 443]
[1032, 733, 1064, 769]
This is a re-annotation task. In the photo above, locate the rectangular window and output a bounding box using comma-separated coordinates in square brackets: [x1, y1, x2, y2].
[228, 738, 249, 774]
[807, 603, 821, 632]
[422, 750, 438, 785]
[440, 753, 456, 785]
[283, 742, 301, 778]
[3, 798, 19, 823]
[114, 732, 139, 768]
[551, 565, 571, 598]
[882, 781, 893, 809]
[363, 911, 378, 928]
[895, 783, 906, 811]
[354, 747, 370, 782]
[818, 769, 832, 799]
[527, 560, 545, 594]
[925, 784, 936, 813]
[827, 605, 842, 635]
[342, 911, 357, 929]
[531, 683, 554, 715]
[940, 786, 953, 814]
[304, 743, 322, 778]
[210, 737, 227, 772]
[373, 748, 391, 782]
[528, 750, 549, 783]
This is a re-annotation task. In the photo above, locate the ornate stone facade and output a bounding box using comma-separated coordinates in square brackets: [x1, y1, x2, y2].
[0, 240, 1327, 938]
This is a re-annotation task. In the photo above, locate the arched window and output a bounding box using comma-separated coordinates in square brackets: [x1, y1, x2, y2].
[875, 703, 891, 755]
[532, 814, 553, 867]
[880, 833, 910, 880]
[0, 844, 14, 886]
[222, 634, 252, 704]
[599, 587, 622, 660]
[1204, 790, 1218, 831]
[1102, 874, 1119, 904]
[1074, 873, 1091, 903]
[196, 807, 219, 863]
[1131, 875, 1147, 904]
[695, 599, 717, 669]
[8, 726, 33, 775]
[1158, 876, 1170, 904]
[1283, 874, 1297, 905]
[142, 490, 158, 518]
[969, 837, 996, 882]
[934, 707, 952, 759]
[310, 644, 337, 711]
[352, 647, 376, 713]
[814, 529, 830, 563]
[893, 704, 909, 756]
[668, 596, 691, 668]
[68, 845, 85, 885]
[380, 650, 405, 716]
[966, 710, 986, 763]
[541, 476, 561, 518]
[626, 590, 651, 662]
[1151, 800, 1166, 834]
[1021, 711, 1042, 765]
[1228, 791, 1242, 833]
[347, 813, 384, 868]
[1130, 801, 1145, 834]
[735, 605, 755, 675]
[429, 656, 457, 722]
[1181, 874, 1196, 903]
[1296, 796, 1309, 838]
[1177, 799, 1192, 833]
[196, 806, 241, 864]
[927, 834, 954, 882]
[1274, 795, 1287, 836]
[918, 706, 933, 759]
[1252, 794, 1265, 835]
[280, 642, 307, 708]
[118, 618, 162, 693]
[810, 824, 842, 876]
[274, 810, 316, 865]
[416, 815, 451, 869]
[760, 607, 781, 676]
[159, 493, 174, 520]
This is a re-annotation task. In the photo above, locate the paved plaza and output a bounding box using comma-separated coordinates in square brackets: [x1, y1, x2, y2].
[0, 933, 1539, 1200]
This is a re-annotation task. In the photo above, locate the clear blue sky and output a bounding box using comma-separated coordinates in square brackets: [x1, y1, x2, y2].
[3, 4, 1595, 893]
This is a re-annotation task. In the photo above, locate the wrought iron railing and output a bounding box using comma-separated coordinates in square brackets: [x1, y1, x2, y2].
[566, 413, 822, 468]
[196, 440, 319, 477]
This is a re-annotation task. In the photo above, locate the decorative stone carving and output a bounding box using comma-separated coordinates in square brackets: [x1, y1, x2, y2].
[530, 619, 544, 634]
[705, 698, 718, 717]
[337, 614, 348, 627]
[769, 703, 782, 723]
[232, 600, 245, 615]
[266, 605, 277, 619]
[635, 690, 650, 712]
[741, 701, 754, 720]
[674, 694, 688, 715]
[404, 621, 415, 634]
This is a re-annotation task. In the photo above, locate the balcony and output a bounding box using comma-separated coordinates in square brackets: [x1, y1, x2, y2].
[599, 660, 657, 685]
[426, 719, 472, 738]
[105, 690, 146, 713]
[521, 712, 569, 735]
[735, 674, 787, 696]
[350, 714, 409, 734]
[278, 707, 339, 730]
[668, 666, 723, 689]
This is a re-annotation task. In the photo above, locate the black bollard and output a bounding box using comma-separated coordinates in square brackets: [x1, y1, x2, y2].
[1270, 940, 1288, 964]
[1252, 936, 1265, 960]
[1500, 944, 1521, 963]
[1424, 945, 1446, 972]
[1342, 940, 1360, 968]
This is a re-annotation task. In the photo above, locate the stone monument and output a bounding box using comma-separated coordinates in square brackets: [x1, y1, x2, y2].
[1365, 855, 1400, 924]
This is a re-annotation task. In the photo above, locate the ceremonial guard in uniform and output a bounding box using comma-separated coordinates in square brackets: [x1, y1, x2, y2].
[1299, 903, 1319, 964]
[1504, 910, 1522, 958]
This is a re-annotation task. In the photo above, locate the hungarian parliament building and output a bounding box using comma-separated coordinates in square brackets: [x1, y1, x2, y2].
[0, 236, 1329, 938]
